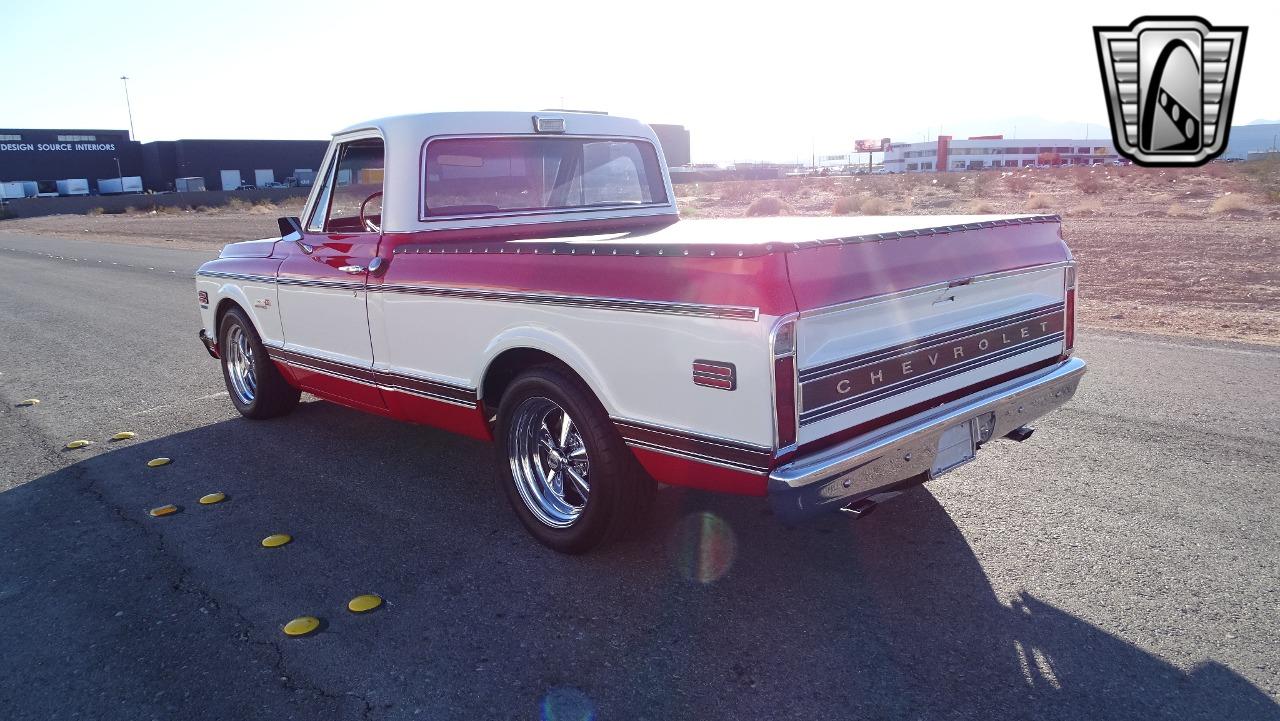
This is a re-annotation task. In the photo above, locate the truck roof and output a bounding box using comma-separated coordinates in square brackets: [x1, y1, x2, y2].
[334, 111, 656, 143]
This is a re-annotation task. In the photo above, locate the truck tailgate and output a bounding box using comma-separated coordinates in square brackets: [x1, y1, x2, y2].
[784, 217, 1072, 448]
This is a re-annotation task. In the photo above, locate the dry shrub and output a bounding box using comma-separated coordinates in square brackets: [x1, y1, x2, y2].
[1165, 203, 1198, 218]
[1209, 193, 1256, 214]
[832, 195, 861, 215]
[85, 207, 104, 216]
[1074, 169, 1105, 194]
[226, 197, 250, 211]
[744, 196, 793, 216]
[1067, 200, 1102, 216]
[970, 172, 995, 198]
[1201, 162, 1233, 179]
[1238, 155, 1280, 203]
[966, 200, 997, 214]
[859, 196, 890, 215]
[718, 182, 757, 202]
[156, 204, 187, 214]
[896, 174, 927, 192]
[1025, 193, 1054, 210]
[1004, 174, 1033, 194]
[933, 173, 962, 190]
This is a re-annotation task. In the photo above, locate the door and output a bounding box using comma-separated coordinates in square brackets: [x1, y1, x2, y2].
[276, 135, 387, 410]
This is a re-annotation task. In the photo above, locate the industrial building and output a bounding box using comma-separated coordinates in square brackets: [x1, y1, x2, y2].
[0, 127, 328, 195]
[882, 136, 1121, 173]
[650, 124, 691, 167]
[1, 120, 693, 195]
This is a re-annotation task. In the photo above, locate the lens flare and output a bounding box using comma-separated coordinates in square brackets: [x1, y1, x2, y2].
[668, 511, 737, 584]
[540, 686, 595, 721]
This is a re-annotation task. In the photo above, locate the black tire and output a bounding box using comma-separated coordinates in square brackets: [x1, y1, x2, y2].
[495, 365, 654, 554]
[218, 306, 300, 420]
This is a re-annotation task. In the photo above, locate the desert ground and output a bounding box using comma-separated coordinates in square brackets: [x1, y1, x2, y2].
[2, 163, 1277, 345]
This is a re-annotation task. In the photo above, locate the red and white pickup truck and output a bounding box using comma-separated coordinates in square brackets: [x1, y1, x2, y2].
[195, 111, 1086, 553]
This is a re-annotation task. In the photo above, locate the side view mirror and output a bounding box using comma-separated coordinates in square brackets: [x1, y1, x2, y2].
[277, 216, 313, 254]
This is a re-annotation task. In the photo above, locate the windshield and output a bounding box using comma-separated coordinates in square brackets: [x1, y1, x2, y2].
[423, 136, 668, 217]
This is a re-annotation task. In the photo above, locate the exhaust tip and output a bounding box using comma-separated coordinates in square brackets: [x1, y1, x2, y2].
[1005, 425, 1036, 442]
[840, 498, 878, 518]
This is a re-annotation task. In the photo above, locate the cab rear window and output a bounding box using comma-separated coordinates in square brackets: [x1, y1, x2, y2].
[423, 137, 667, 217]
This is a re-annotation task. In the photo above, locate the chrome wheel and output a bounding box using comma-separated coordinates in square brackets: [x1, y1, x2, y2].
[224, 323, 258, 406]
[508, 397, 591, 528]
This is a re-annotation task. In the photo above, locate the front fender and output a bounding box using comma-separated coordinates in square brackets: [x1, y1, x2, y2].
[195, 258, 284, 346]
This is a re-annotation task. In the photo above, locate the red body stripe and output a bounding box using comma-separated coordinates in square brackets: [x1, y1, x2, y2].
[383, 390, 492, 441]
[628, 446, 768, 496]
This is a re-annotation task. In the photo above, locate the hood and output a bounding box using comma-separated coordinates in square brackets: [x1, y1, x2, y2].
[219, 237, 280, 258]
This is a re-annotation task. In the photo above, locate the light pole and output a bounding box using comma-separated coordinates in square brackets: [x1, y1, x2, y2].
[114, 156, 123, 194]
[120, 75, 136, 139]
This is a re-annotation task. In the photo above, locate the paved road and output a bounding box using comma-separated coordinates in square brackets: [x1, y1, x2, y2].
[0, 232, 1276, 721]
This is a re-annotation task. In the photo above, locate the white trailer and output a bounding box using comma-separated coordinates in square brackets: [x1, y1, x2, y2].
[175, 177, 207, 193]
[97, 176, 144, 195]
[56, 179, 90, 196]
[0, 181, 27, 199]
[220, 170, 242, 191]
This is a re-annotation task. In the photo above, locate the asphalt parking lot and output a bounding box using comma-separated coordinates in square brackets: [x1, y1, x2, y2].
[0, 233, 1277, 721]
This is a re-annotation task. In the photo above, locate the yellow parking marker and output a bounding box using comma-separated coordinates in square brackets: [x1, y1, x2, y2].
[347, 594, 383, 613]
[146, 457, 171, 468]
[261, 534, 292, 548]
[109, 432, 136, 441]
[149, 504, 179, 517]
[65, 440, 92, 449]
[198, 492, 226, 505]
[16, 399, 40, 407]
[282, 616, 320, 637]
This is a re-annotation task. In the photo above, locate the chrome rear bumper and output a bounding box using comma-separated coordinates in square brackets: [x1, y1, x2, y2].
[769, 357, 1086, 523]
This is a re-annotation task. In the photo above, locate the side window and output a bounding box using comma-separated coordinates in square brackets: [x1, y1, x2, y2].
[307, 138, 385, 233]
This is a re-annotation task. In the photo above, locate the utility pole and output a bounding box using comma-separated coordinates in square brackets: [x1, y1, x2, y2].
[114, 156, 123, 194]
[120, 76, 136, 139]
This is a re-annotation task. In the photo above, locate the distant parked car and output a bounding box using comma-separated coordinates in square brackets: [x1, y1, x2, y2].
[236, 182, 257, 191]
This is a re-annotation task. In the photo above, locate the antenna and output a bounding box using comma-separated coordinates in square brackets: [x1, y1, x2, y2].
[120, 75, 136, 139]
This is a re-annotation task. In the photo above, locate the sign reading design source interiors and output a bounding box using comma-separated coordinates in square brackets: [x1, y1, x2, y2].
[0, 142, 118, 152]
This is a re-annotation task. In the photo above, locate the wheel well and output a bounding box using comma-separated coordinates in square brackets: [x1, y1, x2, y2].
[213, 298, 243, 337]
[481, 348, 594, 415]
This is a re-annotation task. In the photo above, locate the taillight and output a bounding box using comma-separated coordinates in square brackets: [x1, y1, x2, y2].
[772, 318, 798, 449]
[1064, 264, 1077, 355]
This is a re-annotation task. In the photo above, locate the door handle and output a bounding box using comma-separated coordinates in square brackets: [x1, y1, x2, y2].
[338, 265, 366, 274]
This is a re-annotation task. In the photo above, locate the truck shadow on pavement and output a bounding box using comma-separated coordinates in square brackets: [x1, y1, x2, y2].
[0, 399, 1276, 721]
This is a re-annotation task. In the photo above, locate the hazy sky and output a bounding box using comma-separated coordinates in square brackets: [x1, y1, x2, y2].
[2, 1, 1276, 163]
